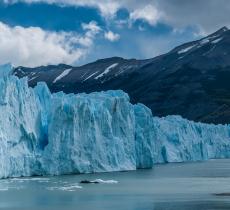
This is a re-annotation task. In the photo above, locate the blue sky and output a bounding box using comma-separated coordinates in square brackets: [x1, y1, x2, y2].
[0, 0, 229, 67]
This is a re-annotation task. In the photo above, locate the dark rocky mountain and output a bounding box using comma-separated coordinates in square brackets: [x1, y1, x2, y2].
[14, 27, 230, 124]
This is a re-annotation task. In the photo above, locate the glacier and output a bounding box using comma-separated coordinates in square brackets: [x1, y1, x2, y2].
[0, 64, 230, 178]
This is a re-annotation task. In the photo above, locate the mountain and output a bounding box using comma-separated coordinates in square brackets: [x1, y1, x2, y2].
[14, 27, 230, 124]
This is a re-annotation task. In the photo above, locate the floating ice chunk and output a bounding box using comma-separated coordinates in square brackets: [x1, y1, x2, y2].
[93, 179, 118, 184]
[47, 184, 82, 191]
[0, 188, 8, 191]
[11, 178, 50, 182]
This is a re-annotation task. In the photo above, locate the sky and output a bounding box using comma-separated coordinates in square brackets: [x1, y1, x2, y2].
[0, 0, 230, 67]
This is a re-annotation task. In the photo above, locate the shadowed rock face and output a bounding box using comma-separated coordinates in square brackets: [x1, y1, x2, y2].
[14, 27, 230, 124]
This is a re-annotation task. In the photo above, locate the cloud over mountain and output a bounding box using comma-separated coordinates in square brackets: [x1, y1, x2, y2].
[1, 0, 230, 66]
[0, 21, 101, 67]
[4, 0, 230, 33]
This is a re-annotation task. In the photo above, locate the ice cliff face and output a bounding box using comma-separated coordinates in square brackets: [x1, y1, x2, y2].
[135, 105, 230, 164]
[42, 91, 137, 175]
[0, 64, 230, 178]
[0, 64, 44, 178]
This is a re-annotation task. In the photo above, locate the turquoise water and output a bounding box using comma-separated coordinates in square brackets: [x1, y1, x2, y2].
[1, 159, 230, 210]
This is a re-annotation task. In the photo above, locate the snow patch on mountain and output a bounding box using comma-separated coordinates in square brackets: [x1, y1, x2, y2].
[95, 63, 118, 79]
[15, 67, 24, 75]
[212, 37, 223, 44]
[83, 71, 99, 82]
[200, 38, 210, 45]
[178, 45, 196, 54]
[53, 68, 72, 83]
[28, 76, 38, 81]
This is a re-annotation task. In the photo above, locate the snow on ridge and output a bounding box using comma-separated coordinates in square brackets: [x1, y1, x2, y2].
[212, 37, 223, 44]
[83, 71, 99, 82]
[200, 39, 210, 45]
[178, 33, 223, 55]
[95, 63, 119, 79]
[53, 68, 72, 83]
[199, 35, 221, 46]
[16, 68, 25, 74]
[115, 65, 135, 77]
[28, 76, 38, 82]
[178, 45, 196, 54]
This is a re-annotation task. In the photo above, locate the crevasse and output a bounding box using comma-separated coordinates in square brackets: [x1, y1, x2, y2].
[0, 64, 230, 178]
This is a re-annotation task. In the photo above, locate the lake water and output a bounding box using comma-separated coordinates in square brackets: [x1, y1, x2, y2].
[1, 159, 230, 210]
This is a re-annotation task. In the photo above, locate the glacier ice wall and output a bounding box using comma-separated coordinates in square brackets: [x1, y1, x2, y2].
[0, 64, 230, 178]
[0, 66, 44, 178]
[42, 91, 137, 175]
[134, 104, 230, 165]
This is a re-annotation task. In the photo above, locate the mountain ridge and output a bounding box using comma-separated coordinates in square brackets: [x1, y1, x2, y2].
[14, 26, 230, 124]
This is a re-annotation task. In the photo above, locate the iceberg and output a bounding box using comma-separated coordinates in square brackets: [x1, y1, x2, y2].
[0, 64, 230, 178]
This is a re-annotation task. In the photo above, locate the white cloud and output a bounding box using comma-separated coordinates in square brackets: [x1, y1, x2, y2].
[3, 0, 161, 25]
[5, 0, 230, 33]
[130, 4, 161, 26]
[0, 21, 101, 67]
[104, 31, 120, 42]
[80, 21, 101, 47]
[3, 0, 121, 17]
[82, 21, 101, 33]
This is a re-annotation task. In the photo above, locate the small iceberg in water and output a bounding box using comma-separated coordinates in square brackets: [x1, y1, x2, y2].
[80, 179, 118, 184]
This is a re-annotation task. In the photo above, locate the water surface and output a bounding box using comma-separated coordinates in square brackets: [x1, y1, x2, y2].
[1, 159, 230, 210]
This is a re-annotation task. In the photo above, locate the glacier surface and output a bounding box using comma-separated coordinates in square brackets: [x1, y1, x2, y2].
[0, 64, 230, 178]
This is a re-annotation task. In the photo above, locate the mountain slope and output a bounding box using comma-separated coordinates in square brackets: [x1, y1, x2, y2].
[14, 27, 230, 124]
